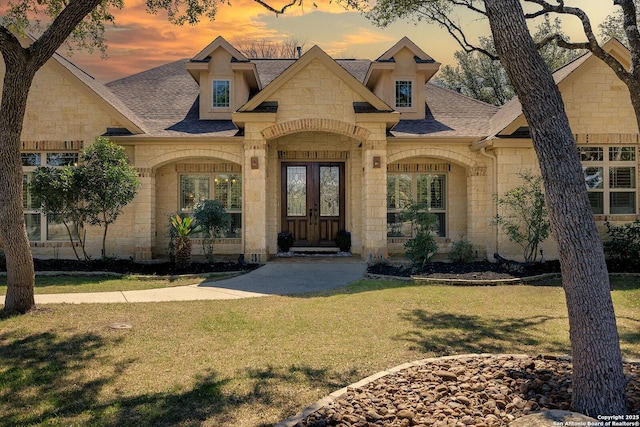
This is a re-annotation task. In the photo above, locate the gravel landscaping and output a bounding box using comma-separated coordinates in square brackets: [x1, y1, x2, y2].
[292, 354, 640, 426]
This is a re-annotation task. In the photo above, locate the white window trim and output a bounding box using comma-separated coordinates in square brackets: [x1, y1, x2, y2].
[22, 151, 79, 242]
[387, 172, 447, 238]
[580, 145, 637, 216]
[212, 79, 231, 110]
[393, 78, 416, 112]
[179, 173, 243, 238]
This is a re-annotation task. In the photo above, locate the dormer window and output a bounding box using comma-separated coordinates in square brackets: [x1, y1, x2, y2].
[395, 80, 413, 108]
[212, 80, 230, 108]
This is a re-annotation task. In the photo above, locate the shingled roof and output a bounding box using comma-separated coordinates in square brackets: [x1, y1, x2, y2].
[104, 53, 498, 139]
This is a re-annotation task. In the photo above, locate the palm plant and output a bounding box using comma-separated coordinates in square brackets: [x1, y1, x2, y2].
[171, 215, 195, 269]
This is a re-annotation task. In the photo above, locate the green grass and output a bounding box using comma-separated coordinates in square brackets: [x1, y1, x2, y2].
[0, 277, 638, 427]
[0, 273, 240, 295]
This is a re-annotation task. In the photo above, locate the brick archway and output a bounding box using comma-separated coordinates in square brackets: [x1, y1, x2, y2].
[261, 118, 371, 141]
[388, 147, 478, 169]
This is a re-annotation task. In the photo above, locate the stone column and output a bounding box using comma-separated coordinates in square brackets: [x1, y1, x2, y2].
[242, 127, 268, 263]
[467, 166, 494, 261]
[134, 168, 156, 261]
[361, 132, 388, 259]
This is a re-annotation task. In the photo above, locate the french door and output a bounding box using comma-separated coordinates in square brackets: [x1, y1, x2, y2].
[281, 162, 345, 247]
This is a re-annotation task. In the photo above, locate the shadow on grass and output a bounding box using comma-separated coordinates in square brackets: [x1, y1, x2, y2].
[0, 330, 347, 427]
[396, 310, 568, 356]
[0, 331, 123, 426]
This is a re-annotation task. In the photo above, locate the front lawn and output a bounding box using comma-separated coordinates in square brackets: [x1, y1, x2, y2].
[1, 277, 638, 427]
[0, 273, 240, 295]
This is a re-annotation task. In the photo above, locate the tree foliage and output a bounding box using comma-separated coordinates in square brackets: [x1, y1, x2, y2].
[492, 171, 550, 263]
[76, 137, 140, 259]
[192, 199, 229, 262]
[400, 200, 438, 267]
[431, 16, 581, 105]
[29, 137, 139, 260]
[598, 0, 640, 45]
[29, 165, 88, 260]
[437, 36, 513, 106]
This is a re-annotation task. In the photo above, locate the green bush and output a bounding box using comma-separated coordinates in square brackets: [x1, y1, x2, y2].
[604, 219, 640, 271]
[449, 238, 474, 263]
[192, 199, 229, 262]
[400, 200, 438, 267]
[492, 171, 550, 263]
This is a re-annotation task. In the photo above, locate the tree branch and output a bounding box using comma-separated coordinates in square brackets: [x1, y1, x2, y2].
[0, 26, 27, 67]
[524, 0, 634, 87]
[424, 3, 498, 60]
[28, 0, 104, 72]
[614, 0, 640, 72]
[252, 0, 303, 15]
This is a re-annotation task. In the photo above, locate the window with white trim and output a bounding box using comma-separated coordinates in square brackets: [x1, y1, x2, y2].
[22, 151, 79, 241]
[179, 174, 242, 238]
[212, 80, 230, 108]
[387, 173, 446, 237]
[395, 80, 413, 108]
[580, 146, 637, 215]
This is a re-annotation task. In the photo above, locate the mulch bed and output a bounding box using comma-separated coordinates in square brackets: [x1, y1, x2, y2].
[29, 258, 259, 276]
[367, 260, 562, 281]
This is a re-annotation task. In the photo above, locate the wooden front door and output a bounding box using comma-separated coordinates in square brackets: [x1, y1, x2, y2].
[281, 162, 345, 247]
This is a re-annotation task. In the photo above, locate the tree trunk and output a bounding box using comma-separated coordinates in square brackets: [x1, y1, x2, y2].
[1, 64, 36, 314]
[484, 0, 628, 416]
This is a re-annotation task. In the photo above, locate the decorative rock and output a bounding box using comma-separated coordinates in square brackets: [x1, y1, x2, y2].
[397, 409, 415, 419]
[434, 370, 458, 381]
[293, 356, 639, 427]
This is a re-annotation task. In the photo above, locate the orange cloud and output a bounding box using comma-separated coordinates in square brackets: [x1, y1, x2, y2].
[68, 0, 330, 81]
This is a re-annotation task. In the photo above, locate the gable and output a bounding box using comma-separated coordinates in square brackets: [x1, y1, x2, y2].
[270, 58, 383, 122]
[560, 55, 637, 135]
[0, 55, 143, 141]
[238, 45, 393, 117]
[490, 40, 636, 138]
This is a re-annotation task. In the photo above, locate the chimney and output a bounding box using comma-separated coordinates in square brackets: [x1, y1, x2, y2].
[296, 46, 302, 58]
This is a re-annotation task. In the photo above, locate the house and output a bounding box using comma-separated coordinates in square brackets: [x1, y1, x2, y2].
[11, 36, 639, 262]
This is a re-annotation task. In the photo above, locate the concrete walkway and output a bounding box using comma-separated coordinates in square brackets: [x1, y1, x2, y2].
[33, 261, 368, 305]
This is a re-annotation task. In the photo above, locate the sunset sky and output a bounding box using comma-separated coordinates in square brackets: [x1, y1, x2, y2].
[58, 1, 619, 83]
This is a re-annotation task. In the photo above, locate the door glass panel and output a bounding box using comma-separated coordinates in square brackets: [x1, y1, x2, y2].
[287, 166, 307, 216]
[320, 166, 339, 217]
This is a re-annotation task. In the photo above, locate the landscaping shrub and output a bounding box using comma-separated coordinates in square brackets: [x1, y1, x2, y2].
[192, 199, 229, 262]
[400, 200, 438, 267]
[604, 219, 640, 272]
[492, 171, 550, 263]
[449, 238, 474, 263]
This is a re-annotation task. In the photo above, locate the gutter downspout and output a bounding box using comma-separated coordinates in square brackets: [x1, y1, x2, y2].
[478, 142, 498, 262]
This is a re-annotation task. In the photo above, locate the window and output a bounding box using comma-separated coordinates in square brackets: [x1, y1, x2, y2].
[387, 173, 446, 237]
[212, 80, 230, 108]
[180, 174, 242, 238]
[395, 80, 413, 108]
[22, 152, 79, 241]
[580, 146, 636, 215]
